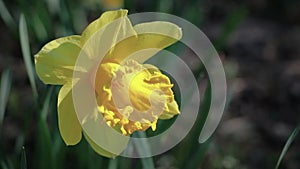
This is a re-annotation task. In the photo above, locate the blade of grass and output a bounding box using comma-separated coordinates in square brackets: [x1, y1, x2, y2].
[19, 14, 38, 99]
[35, 87, 54, 169]
[45, 0, 60, 14]
[134, 132, 155, 169]
[86, 140, 105, 169]
[108, 158, 118, 169]
[0, 0, 16, 31]
[52, 132, 65, 169]
[21, 146, 27, 169]
[184, 138, 211, 169]
[58, 0, 74, 35]
[1, 158, 13, 169]
[119, 157, 131, 169]
[41, 86, 54, 120]
[36, 119, 53, 169]
[275, 124, 300, 169]
[178, 83, 211, 169]
[14, 134, 25, 154]
[0, 69, 12, 128]
[32, 15, 48, 42]
[0, 161, 8, 169]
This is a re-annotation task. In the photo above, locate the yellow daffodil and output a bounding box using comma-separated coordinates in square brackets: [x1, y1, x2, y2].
[35, 9, 181, 157]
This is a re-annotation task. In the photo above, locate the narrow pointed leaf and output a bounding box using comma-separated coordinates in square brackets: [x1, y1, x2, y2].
[108, 158, 118, 169]
[0, 69, 11, 127]
[21, 146, 27, 169]
[0, 0, 16, 30]
[275, 124, 300, 169]
[41, 86, 54, 120]
[134, 132, 155, 169]
[19, 14, 38, 98]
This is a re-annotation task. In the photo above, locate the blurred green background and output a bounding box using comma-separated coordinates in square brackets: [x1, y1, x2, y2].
[0, 0, 299, 169]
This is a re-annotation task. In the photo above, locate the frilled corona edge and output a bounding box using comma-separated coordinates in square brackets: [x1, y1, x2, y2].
[96, 59, 180, 135]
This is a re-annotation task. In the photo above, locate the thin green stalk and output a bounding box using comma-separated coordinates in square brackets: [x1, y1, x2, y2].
[41, 86, 54, 120]
[0, 161, 8, 169]
[21, 146, 27, 169]
[179, 84, 211, 169]
[0, 69, 12, 128]
[135, 132, 155, 169]
[19, 14, 38, 100]
[35, 87, 54, 169]
[0, 0, 16, 31]
[184, 138, 211, 169]
[275, 124, 300, 169]
[108, 158, 118, 169]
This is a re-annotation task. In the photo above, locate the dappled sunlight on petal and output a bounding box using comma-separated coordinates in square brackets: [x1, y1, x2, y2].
[35, 35, 82, 85]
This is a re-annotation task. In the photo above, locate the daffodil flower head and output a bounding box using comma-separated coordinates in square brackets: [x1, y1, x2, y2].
[35, 9, 182, 157]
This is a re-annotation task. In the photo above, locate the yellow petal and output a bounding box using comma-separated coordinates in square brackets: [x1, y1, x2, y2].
[83, 132, 116, 158]
[109, 21, 182, 63]
[58, 82, 82, 145]
[35, 35, 81, 85]
[159, 100, 180, 120]
[81, 9, 136, 46]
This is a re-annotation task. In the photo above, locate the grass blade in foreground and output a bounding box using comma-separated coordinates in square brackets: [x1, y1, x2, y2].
[35, 88, 54, 169]
[19, 14, 38, 99]
[0, 161, 8, 169]
[21, 146, 27, 169]
[135, 132, 155, 169]
[0, 0, 16, 30]
[275, 124, 300, 169]
[0, 69, 12, 127]
[40, 86, 54, 120]
[108, 158, 118, 169]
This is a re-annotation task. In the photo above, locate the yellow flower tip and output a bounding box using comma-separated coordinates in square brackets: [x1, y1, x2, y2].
[106, 121, 112, 126]
[80, 9, 131, 46]
[120, 126, 127, 135]
[151, 121, 157, 131]
[102, 8, 128, 18]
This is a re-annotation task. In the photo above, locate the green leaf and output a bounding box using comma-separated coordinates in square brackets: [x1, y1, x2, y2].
[0, 0, 16, 30]
[41, 86, 54, 120]
[176, 83, 211, 169]
[35, 87, 54, 169]
[275, 124, 300, 169]
[119, 157, 131, 169]
[32, 14, 48, 42]
[19, 14, 38, 99]
[0, 69, 12, 128]
[0, 161, 8, 169]
[134, 132, 155, 169]
[184, 138, 211, 169]
[108, 158, 118, 169]
[21, 146, 27, 169]
[36, 119, 53, 169]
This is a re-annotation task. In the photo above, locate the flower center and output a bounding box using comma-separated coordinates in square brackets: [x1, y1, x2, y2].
[95, 59, 175, 135]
